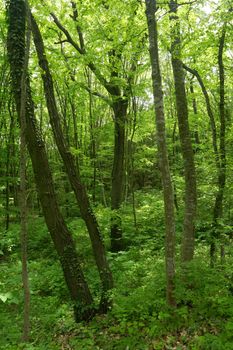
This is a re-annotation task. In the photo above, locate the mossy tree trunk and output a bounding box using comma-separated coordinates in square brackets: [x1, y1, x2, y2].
[7, 0, 95, 322]
[30, 14, 113, 312]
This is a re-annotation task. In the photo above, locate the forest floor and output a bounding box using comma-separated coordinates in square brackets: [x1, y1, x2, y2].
[1, 192, 233, 349]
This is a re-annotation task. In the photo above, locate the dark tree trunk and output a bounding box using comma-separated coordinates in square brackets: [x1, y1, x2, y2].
[211, 26, 227, 264]
[145, 0, 176, 307]
[30, 14, 113, 312]
[7, 0, 95, 322]
[50, 9, 130, 252]
[110, 98, 128, 252]
[189, 80, 200, 149]
[5, 113, 14, 230]
[19, 6, 30, 340]
[169, 0, 197, 263]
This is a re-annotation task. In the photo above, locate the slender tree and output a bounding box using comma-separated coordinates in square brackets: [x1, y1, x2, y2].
[145, 0, 176, 306]
[212, 26, 227, 263]
[19, 3, 30, 340]
[169, 0, 197, 263]
[183, 26, 227, 264]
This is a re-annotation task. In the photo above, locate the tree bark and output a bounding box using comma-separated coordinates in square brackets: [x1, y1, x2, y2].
[211, 26, 227, 264]
[169, 0, 197, 263]
[183, 25, 227, 265]
[145, 0, 176, 307]
[7, 0, 95, 322]
[30, 14, 113, 312]
[110, 97, 128, 251]
[19, 3, 30, 340]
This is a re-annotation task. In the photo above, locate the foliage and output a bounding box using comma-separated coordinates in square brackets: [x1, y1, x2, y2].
[0, 0, 233, 348]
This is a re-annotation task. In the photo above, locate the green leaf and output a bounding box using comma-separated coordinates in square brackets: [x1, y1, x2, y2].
[0, 292, 12, 303]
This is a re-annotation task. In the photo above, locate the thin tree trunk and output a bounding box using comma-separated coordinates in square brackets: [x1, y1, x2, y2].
[31, 14, 113, 312]
[7, 0, 95, 322]
[212, 26, 227, 264]
[5, 113, 14, 230]
[19, 5, 31, 341]
[183, 25, 227, 265]
[110, 97, 128, 252]
[86, 69, 97, 202]
[189, 80, 200, 149]
[145, 0, 176, 307]
[169, 0, 197, 263]
[182, 64, 219, 163]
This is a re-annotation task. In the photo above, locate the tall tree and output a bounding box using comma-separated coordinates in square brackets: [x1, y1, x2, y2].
[30, 13, 113, 312]
[48, 2, 143, 251]
[19, 1, 30, 340]
[169, 0, 197, 263]
[211, 26, 227, 263]
[183, 24, 227, 264]
[145, 0, 176, 306]
[7, 0, 95, 322]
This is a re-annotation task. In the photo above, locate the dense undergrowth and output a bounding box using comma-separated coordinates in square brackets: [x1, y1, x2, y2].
[1, 190, 233, 350]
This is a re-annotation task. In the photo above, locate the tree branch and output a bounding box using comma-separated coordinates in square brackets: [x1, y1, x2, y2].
[50, 11, 117, 96]
[183, 63, 219, 160]
[78, 82, 112, 105]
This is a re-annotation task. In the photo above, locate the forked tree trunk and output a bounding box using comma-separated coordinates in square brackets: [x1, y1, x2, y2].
[7, 0, 95, 322]
[50, 9, 129, 252]
[145, 0, 176, 307]
[30, 14, 113, 312]
[169, 0, 197, 263]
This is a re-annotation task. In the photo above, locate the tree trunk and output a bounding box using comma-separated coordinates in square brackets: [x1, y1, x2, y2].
[110, 98, 128, 252]
[30, 14, 113, 312]
[183, 26, 227, 265]
[50, 9, 129, 252]
[145, 0, 176, 307]
[189, 80, 200, 149]
[19, 5, 30, 340]
[169, 0, 197, 263]
[7, 0, 95, 322]
[211, 26, 227, 264]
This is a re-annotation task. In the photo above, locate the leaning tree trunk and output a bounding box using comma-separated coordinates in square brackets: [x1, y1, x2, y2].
[145, 0, 176, 307]
[7, 0, 95, 322]
[169, 0, 197, 263]
[30, 14, 113, 312]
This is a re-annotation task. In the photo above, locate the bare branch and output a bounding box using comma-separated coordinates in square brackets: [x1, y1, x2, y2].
[50, 11, 116, 95]
[78, 82, 112, 105]
[50, 12, 84, 54]
[54, 39, 68, 45]
[70, 1, 85, 51]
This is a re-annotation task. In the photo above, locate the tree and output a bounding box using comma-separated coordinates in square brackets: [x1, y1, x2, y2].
[19, 1, 30, 340]
[7, 0, 95, 322]
[145, 0, 176, 306]
[30, 13, 113, 311]
[47, 1, 144, 251]
[169, 0, 197, 263]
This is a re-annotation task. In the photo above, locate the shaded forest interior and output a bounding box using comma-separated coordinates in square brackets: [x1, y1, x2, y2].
[0, 0, 233, 349]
